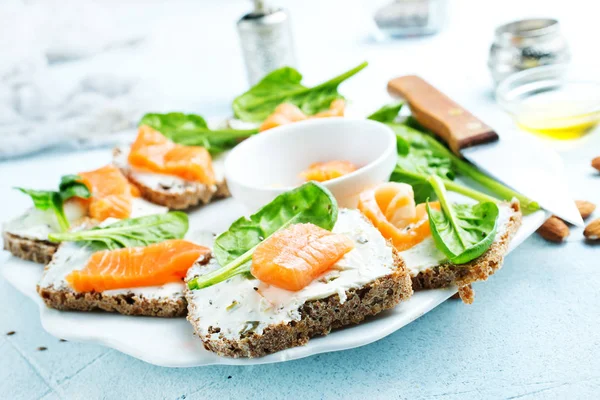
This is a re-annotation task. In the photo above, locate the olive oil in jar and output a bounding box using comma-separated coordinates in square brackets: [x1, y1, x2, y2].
[516, 111, 600, 140]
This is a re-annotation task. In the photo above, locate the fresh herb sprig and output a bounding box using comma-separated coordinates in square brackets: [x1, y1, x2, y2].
[16, 175, 91, 232]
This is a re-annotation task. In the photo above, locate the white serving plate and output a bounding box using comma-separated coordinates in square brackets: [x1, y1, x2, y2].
[2, 193, 549, 367]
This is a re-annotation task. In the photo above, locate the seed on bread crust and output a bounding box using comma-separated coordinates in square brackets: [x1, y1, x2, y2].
[583, 218, 600, 241]
[537, 216, 569, 243]
[576, 200, 596, 219]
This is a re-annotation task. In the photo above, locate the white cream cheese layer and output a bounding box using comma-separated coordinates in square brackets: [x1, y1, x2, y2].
[3, 202, 87, 241]
[399, 203, 516, 276]
[113, 145, 225, 194]
[186, 209, 397, 341]
[3, 197, 167, 242]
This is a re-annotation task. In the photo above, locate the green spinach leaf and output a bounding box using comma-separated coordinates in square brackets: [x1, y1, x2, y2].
[232, 62, 368, 122]
[16, 175, 91, 232]
[188, 182, 338, 290]
[48, 212, 189, 250]
[388, 123, 539, 212]
[426, 176, 499, 264]
[140, 112, 258, 155]
[58, 175, 92, 201]
[367, 101, 403, 123]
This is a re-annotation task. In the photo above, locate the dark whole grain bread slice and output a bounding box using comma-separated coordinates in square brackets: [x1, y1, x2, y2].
[35, 243, 213, 317]
[2, 232, 58, 264]
[113, 147, 230, 210]
[411, 200, 522, 304]
[37, 285, 188, 317]
[186, 249, 413, 358]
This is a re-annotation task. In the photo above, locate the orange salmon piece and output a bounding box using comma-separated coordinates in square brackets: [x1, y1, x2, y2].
[128, 125, 216, 185]
[66, 240, 210, 292]
[251, 223, 354, 291]
[313, 99, 345, 118]
[259, 103, 308, 132]
[358, 182, 440, 251]
[259, 99, 346, 132]
[78, 165, 137, 221]
[300, 160, 358, 182]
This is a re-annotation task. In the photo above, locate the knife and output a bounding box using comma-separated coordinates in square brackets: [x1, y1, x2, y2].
[387, 75, 583, 226]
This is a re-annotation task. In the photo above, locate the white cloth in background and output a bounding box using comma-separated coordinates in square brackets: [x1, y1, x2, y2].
[0, 0, 150, 159]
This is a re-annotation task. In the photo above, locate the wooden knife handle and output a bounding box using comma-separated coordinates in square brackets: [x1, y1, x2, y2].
[387, 75, 499, 155]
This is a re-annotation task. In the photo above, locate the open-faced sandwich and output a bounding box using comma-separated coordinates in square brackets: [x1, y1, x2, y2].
[3, 164, 167, 264]
[113, 125, 230, 210]
[358, 179, 521, 303]
[37, 212, 210, 317]
[185, 182, 413, 358]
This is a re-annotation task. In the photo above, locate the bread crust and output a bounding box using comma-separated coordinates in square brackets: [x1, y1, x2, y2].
[35, 241, 212, 317]
[113, 147, 230, 210]
[2, 232, 57, 264]
[411, 201, 522, 304]
[37, 286, 187, 317]
[186, 248, 413, 358]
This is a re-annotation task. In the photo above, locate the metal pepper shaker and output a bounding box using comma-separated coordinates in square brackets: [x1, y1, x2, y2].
[237, 0, 297, 85]
[488, 18, 570, 86]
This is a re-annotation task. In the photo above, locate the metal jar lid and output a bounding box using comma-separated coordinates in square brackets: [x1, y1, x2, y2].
[488, 18, 570, 86]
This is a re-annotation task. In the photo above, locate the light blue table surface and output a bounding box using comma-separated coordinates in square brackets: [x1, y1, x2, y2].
[1, 0, 600, 398]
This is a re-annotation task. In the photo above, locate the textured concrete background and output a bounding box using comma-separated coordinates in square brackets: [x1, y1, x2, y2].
[1, 0, 599, 398]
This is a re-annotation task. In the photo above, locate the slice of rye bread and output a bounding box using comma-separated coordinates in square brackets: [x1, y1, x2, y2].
[2, 231, 57, 264]
[112, 147, 230, 210]
[185, 248, 413, 358]
[411, 201, 523, 304]
[36, 244, 212, 317]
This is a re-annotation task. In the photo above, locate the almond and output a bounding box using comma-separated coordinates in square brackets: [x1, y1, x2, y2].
[575, 200, 596, 219]
[583, 218, 600, 241]
[537, 216, 570, 242]
[592, 156, 600, 172]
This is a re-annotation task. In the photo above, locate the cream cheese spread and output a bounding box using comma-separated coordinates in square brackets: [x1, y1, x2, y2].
[186, 209, 397, 341]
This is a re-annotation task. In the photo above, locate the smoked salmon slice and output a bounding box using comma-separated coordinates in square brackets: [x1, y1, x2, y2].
[259, 99, 346, 132]
[77, 165, 139, 221]
[128, 125, 216, 185]
[300, 160, 358, 182]
[251, 223, 354, 291]
[357, 182, 440, 251]
[66, 240, 210, 292]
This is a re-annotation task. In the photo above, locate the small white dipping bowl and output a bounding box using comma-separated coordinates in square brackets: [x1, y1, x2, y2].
[224, 118, 397, 212]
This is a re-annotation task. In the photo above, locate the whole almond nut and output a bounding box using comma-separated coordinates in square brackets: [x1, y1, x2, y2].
[592, 156, 600, 172]
[537, 216, 570, 243]
[583, 218, 600, 240]
[575, 200, 596, 219]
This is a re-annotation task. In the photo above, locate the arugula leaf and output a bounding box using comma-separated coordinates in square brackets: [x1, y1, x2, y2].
[387, 123, 539, 212]
[140, 112, 258, 155]
[367, 101, 403, 123]
[188, 182, 338, 290]
[48, 212, 189, 250]
[16, 175, 91, 232]
[232, 62, 368, 122]
[426, 176, 499, 264]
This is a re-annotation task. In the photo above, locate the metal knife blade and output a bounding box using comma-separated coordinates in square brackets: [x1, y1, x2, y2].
[462, 129, 583, 226]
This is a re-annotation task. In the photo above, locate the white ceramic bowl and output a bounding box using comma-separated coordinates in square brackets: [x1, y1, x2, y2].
[224, 118, 397, 212]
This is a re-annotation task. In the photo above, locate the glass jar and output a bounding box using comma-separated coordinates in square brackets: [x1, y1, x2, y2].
[488, 19, 570, 86]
